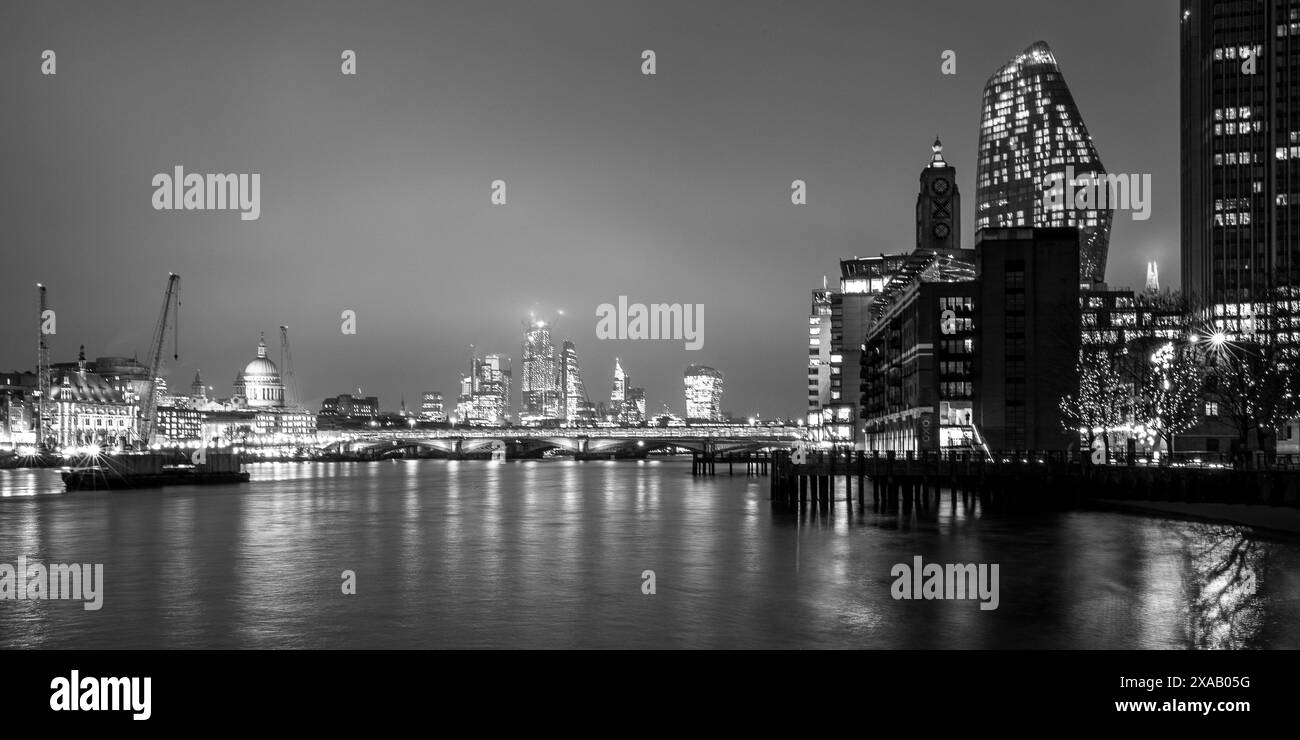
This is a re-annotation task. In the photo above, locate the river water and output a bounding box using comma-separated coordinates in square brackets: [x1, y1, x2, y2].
[1, 459, 1297, 649]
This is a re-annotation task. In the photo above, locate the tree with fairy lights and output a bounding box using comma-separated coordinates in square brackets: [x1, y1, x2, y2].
[1130, 339, 1208, 458]
[1060, 347, 1127, 459]
[1203, 334, 1297, 455]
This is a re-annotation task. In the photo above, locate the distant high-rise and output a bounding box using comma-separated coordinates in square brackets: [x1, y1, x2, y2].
[520, 319, 562, 424]
[467, 353, 510, 425]
[420, 391, 445, 422]
[622, 387, 646, 426]
[455, 374, 473, 422]
[684, 365, 724, 422]
[610, 358, 627, 420]
[807, 284, 834, 430]
[1181, 0, 1300, 317]
[559, 341, 596, 425]
[977, 41, 1112, 284]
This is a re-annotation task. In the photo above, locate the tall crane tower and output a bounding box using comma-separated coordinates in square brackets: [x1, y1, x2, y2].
[279, 325, 299, 408]
[139, 274, 180, 447]
[36, 284, 51, 451]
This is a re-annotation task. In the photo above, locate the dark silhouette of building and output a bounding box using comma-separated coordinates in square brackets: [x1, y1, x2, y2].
[974, 228, 1081, 451]
[320, 394, 379, 419]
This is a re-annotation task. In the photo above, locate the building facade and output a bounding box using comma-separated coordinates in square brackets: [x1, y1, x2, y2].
[232, 334, 286, 408]
[1077, 283, 1241, 456]
[467, 353, 511, 426]
[0, 372, 37, 448]
[806, 285, 842, 440]
[559, 341, 596, 425]
[320, 394, 380, 419]
[520, 319, 562, 425]
[814, 141, 964, 448]
[684, 365, 724, 422]
[977, 41, 1112, 284]
[859, 258, 978, 452]
[420, 391, 446, 422]
[46, 348, 139, 450]
[1181, 0, 1300, 351]
[622, 387, 647, 426]
[973, 228, 1082, 452]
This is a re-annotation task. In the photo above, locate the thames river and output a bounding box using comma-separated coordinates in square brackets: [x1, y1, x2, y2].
[1, 459, 1297, 649]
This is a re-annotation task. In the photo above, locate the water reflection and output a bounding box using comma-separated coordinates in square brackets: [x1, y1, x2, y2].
[1180, 524, 1264, 649]
[0, 461, 1297, 648]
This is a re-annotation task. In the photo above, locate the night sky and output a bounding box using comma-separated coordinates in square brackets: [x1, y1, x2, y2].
[0, 0, 1177, 419]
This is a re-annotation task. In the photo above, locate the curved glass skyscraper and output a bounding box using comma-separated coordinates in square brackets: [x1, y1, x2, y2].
[976, 41, 1112, 284]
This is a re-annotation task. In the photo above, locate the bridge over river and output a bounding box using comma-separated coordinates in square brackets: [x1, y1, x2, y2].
[321, 425, 806, 460]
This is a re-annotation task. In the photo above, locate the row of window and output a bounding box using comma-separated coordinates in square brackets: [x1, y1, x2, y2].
[938, 296, 974, 311]
[64, 417, 130, 427]
[941, 339, 974, 355]
[1215, 212, 1253, 226]
[1213, 106, 1253, 121]
[940, 382, 972, 399]
[1215, 151, 1257, 165]
[1212, 45, 1261, 61]
[1214, 121, 1264, 135]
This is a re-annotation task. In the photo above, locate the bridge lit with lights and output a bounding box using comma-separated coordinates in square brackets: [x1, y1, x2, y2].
[322, 425, 807, 459]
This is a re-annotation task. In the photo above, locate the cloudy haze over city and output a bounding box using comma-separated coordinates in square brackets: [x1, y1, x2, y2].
[0, 0, 1175, 416]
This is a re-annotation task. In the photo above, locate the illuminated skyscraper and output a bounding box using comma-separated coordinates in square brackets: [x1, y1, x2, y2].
[807, 285, 833, 429]
[520, 319, 562, 424]
[976, 41, 1112, 283]
[684, 365, 723, 422]
[469, 353, 510, 425]
[1181, 0, 1300, 319]
[455, 374, 473, 422]
[559, 341, 596, 425]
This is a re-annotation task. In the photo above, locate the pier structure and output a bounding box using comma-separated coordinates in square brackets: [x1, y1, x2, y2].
[768, 449, 1300, 512]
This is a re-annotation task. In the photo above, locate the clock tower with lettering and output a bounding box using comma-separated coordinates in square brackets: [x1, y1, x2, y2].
[916, 138, 961, 253]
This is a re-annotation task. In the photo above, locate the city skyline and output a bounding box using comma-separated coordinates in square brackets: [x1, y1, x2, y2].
[6, 0, 1300, 688]
[12, 309, 735, 425]
[0, 1, 1178, 421]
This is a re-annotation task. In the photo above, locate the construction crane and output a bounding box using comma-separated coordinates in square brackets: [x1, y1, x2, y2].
[279, 325, 298, 408]
[36, 284, 51, 451]
[139, 273, 180, 447]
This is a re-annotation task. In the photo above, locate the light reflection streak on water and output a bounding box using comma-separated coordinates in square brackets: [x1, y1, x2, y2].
[0, 460, 1298, 649]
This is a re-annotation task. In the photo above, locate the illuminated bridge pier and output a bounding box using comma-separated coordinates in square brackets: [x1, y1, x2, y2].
[771, 450, 1300, 513]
